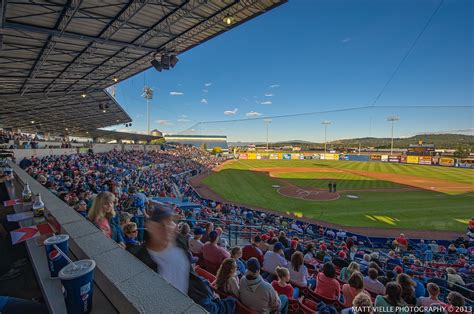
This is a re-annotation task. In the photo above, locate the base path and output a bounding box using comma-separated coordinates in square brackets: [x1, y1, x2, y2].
[189, 168, 465, 240]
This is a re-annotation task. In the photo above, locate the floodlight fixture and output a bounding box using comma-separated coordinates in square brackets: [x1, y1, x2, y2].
[223, 15, 234, 25]
[151, 59, 162, 72]
[387, 116, 400, 155]
[170, 55, 179, 68]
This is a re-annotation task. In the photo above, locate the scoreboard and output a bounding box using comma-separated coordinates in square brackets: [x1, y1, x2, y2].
[407, 141, 435, 156]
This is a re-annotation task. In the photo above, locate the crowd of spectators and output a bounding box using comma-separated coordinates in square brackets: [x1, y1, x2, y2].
[19, 145, 474, 313]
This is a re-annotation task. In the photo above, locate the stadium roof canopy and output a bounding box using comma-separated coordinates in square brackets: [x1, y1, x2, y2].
[74, 129, 162, 142]
[0, 0, 286, 135]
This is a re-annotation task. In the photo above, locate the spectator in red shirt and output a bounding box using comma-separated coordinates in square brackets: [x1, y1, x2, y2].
[271, 266, 296, 299]
[396, 233, 408, 251]
[315, 262, 341, 300]
[202, 231, 230, 272]
[242, 235, 264, 265]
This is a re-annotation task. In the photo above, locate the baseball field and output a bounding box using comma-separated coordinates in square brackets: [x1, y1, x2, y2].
[195, 159, 474, 233]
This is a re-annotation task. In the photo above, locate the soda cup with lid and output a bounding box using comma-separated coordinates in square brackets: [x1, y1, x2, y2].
[44, 234, 69, 278]
[59, 259, 96, 314]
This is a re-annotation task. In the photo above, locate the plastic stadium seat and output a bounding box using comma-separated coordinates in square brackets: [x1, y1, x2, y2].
[303, 289, 344, 311]
[236, 301, 258, 314]
[288, 298, 300, 314]
[203, 259, 221, 275]
[194, 265, 216, 283]
[301, 297, 318, 312]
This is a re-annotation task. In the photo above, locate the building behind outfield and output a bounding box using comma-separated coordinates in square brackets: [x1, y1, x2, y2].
[164, 134, 228, 150]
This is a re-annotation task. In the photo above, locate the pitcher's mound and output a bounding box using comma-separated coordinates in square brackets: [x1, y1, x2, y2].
[278, 185, 340, 201]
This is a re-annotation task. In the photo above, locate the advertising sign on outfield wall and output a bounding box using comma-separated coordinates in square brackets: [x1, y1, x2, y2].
[389, 156, 401, 163]
[260, 154, 269, 160]
[269, 154, 279, 160]
[418, 156, 432, 165]
[370, 154, 381, 161]
[239, 153, 248, 160]
[256, 153, 261, 160]
[347, 155, 370, 162]
[291, 153, 300, 160]
[312, 154, 321, 160]
[407, 156, 419, 164]
[299, 154, 305, 160]
[400, 156, 407, 163]
[247, 153, 257, 160]
[381, 155, 389, 162]
[283, 154, 291, 160]
[439, 157, 455, 167]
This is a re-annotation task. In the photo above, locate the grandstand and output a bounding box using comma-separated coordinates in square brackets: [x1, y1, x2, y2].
[165, 134, 228, 150]
[1, 1, 473, 314]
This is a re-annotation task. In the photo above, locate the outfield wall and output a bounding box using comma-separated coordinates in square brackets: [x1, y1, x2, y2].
[236, 152, 472, 168]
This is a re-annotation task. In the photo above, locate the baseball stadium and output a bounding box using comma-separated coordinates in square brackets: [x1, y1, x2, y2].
[0, 0, 473, 313]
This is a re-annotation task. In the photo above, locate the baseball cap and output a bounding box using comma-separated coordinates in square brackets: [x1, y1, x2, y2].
[290, 240, 298, 248]
[147, 202, 175, 223]
[193, 227, 205, 235]
[209, 231, 218, 241]
[338, 251, 347, 259]
[261, 234, 269, 241]
[273, 242, 284, 251]
[406, 269, 414, 276]
[247, 257, 261, 273]
[394, 266, 403, 274]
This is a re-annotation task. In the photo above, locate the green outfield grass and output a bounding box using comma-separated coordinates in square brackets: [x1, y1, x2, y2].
[272, 171, 403, 190]
[201, 160, 474, 232]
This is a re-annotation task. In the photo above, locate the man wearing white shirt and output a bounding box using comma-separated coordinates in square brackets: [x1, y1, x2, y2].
[263, 242, 288, 277]
[188, 227, 204, 255]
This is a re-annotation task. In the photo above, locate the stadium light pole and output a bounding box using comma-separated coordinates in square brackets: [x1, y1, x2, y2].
[264, 118, 272, 151]
[142, 86, 153, 135]
[321, 120, 331, 154]
[387, 116, 399, 155]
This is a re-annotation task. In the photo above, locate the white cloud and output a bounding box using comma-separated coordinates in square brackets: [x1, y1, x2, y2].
[170, 91, 184, 96]
[135, 114, 143, 118]
[202, 89, 208, 93]
[155, 119, 174, 125]
[341, 37, 351, 43]
[265, 93, 273, 97]
[201, 98, 208, 104]
[269, 84, 280, 88]
[260, 101, 272, 105]
[204, 82, 212, 87]
[180, 114, 188, 118]
[177, 118, 191, 122]
[224, 108, 238, 116]
[246, 111, 262, 117]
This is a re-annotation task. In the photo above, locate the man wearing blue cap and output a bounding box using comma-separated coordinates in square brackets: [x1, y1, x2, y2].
[263, 242, 288, 280]
[189, 227, 205, 255]
[239, 257, 288, 314]
[135, 202, 236, 313]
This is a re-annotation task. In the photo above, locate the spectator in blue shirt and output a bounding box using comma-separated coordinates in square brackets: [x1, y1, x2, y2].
[406, 270, 425, 298]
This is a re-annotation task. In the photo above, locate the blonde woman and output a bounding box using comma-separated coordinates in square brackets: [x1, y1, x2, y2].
[88, 192, 125, 248]
[340, 261, 360, 282]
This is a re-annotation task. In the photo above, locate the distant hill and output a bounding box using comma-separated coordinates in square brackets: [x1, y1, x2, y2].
[229, 134, 474, 149]
[332, 134, 474, 149]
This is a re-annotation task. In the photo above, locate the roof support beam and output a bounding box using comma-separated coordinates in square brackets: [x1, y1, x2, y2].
[44, 0, 150, 95]
[0, 0, 6, 50]
[2, 22, 157, 52]
[19, 0, 83, 96]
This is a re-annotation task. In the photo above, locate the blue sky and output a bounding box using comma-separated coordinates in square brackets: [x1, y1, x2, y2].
[109, 0, 473, 142]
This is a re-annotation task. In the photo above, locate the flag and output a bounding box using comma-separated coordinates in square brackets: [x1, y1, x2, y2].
[3, 199, 22, 207]
[11, 223, 54, 245]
